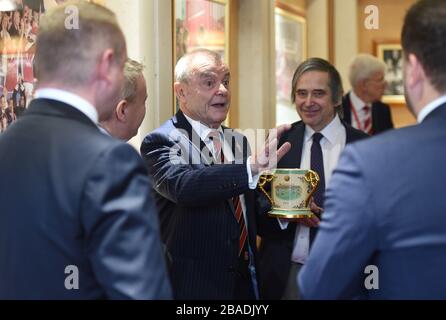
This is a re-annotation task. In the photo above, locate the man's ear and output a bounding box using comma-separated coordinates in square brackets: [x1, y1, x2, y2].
[174, 82, 186, 102]
[405, 53, 425, 89]
[96, 49, 115, 84]
[115, 100, 128, 122]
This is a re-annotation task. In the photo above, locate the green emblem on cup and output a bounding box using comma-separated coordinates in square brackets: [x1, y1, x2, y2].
[258, 169, 320, 219]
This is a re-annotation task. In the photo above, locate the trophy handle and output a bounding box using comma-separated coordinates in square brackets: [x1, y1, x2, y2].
[304, 170, 320, 207]
[258, 173, 275, 205]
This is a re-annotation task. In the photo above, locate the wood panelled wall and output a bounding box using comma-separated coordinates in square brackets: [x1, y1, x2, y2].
[357, 0, 417, 128]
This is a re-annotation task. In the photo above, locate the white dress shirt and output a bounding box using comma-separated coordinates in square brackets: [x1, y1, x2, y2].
[279, 115, 346, 264]
[34, 88, 98, 124]
[349, 90, 370, 130]
[183, 113, 259, 299]
[417, 95, 446, 123]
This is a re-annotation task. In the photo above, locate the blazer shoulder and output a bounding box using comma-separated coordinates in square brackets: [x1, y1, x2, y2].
[343, 121, 369, 142]
[280, 120, 304, 142]
[373, 100, 391, 110]
[141, 117, 176, 146]
[88, 133, 140, 164]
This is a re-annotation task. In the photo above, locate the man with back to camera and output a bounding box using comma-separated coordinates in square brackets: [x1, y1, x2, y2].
[0, 1, 171, 299]
[299, 0, 446, 299]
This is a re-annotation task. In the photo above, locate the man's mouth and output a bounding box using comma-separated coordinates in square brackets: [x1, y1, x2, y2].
[303, 108, 320, 115]
[210, 102, 227, 108]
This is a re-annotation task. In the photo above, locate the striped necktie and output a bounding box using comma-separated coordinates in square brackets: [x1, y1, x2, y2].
[208, 130, 248, 256]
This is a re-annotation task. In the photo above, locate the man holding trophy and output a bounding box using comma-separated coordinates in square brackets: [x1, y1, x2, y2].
[258, 58, 367, 299]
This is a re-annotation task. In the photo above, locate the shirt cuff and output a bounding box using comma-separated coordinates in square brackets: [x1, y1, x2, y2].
[247, 156, 260, 189]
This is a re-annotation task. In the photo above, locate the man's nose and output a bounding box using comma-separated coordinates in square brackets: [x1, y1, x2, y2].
[216, 82, 228, 95]
[304, 93, 314, 105]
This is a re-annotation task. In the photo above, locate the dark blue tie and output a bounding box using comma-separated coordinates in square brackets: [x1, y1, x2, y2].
[310, 132, 325, 208]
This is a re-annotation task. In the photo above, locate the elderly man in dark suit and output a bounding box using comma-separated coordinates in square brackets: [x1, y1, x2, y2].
[342, 54, 394, 135]
[0, 2, 171, 299]
[141, 49, 291, 300]
[258, 58, 367, 300]
[299, 0, 446, 299]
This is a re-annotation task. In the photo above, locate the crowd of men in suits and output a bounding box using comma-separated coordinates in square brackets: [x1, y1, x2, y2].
[0, 0, 446, 300]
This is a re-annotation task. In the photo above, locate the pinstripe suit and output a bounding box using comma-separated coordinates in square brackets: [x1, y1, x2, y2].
[141, 110, 259, 300]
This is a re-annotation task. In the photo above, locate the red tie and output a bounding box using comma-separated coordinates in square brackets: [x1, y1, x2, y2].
[208, 130, 248, 256]
[363, 105, 373, 135]
[208, 130, 223, 164]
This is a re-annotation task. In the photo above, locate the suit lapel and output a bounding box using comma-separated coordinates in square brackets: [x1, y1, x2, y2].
[222, 127, 249, 164]
[172, 110, 214, 166]
[173, 111, 241, 220]
[343, 92, 353, 124]
[222, 128, 247, 219]
[278, 121, 305, 168]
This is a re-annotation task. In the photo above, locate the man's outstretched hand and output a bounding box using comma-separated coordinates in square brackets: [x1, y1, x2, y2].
[250, 124, 292, 175]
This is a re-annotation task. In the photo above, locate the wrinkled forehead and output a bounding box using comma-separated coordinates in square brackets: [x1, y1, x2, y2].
[190, 55, 229, 78]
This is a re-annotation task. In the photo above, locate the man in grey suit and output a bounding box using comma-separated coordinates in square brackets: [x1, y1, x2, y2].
[298, 0, 446, 299]
[0, 2, 171, 299]
[141, 49, 291, 299]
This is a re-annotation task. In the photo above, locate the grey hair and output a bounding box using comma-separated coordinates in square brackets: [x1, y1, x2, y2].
[174, 49, 223, 83]
[122, 58, 144, 103]
[349, 53, 386, 87]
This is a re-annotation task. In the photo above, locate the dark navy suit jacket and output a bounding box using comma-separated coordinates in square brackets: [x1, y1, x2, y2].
[342, 92, 394, 134]
[258, 119, 367, 299]
[299, 102, 446, 299]
[141, 110, 259, 300]
[0, 98, 171, 299]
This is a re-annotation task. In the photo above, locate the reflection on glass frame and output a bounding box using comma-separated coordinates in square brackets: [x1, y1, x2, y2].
[173, 0, 230, 115]
[376, 43, 405, 104]
[275, 7, 306, 126]
[1, 2, 40, 134]
[0, 0, 105, 134]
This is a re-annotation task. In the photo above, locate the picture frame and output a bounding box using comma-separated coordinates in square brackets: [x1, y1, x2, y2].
[0, 0, 106, 134]
[274, 6, 306, 126]
[172, 0, 230, 115]
[375, 42, 405, 104]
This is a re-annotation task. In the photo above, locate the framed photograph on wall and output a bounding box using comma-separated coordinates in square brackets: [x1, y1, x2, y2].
[173, 0, 230, 115]
[0, 0, 105, 134]
[275, 7, 306, 126]
[375, 42, 405, 104]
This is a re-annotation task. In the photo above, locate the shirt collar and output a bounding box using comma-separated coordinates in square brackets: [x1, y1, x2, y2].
[34, 88, 98, 124]
[350, 90, 368, 111]
[304, 114, 343, 146]
[183, 113, 223, 142]
[417, 95, 446, 123]
[98, 124, 111, 136]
